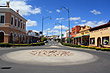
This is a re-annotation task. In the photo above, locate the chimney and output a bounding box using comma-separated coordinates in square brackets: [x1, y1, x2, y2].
[6, 1, 10, 7]
[17, 10, 19, 14]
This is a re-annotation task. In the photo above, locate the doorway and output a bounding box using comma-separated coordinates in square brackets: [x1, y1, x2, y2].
[97, 37, 101, 47]
[0, 32, 4, 43]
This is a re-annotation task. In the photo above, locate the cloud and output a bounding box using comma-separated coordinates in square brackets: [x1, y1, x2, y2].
[49, 11, 52, 13]
[0, 0, 10, 5]
[53, 25, 68, 30]
[26, 19, 37, 27]
[75, 22, 78, 24]
[56, 9, 60, 12]
[90, 9, 101, 15]
[0, 0, 41, 16]
[81, 20, 86, 22]
[79, 20, 106, 27]
[56, 18, 64, 20]
[69, 17, 81, 21]
[33, 30, 39, 33]
[46, 9, 52, 13]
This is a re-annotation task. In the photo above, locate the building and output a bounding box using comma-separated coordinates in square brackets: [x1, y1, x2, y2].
[74, 25, 91, 45]
[64, 29, 72, 43]
[89, 21, 110, 47]
[51, 35, 59, 40]
[0, 2, 27, 43]
[26, 30, 40, 43]
[72, 26, 81, 44]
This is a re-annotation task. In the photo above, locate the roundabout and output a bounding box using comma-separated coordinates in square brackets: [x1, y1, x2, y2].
[0, 41, 110, 73]
[1, 49, 98, 66]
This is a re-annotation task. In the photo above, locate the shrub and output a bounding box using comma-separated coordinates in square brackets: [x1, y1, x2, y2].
[101, 48, 110, 51]
[95, 47, 101, 50]
[81, 45, 88, 48]
[40, 42, 45, 45]
[75, 45, 81, 47]
[0, 43, 12, 47]
[57, 38, 61, 42]
[43, 37, 47, 41]
[88, 46, 96, 49]
[12, 44, 31, 46]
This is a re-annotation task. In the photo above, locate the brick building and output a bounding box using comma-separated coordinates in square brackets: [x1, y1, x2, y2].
[0, 2, 27, 43]
[72, 26, 81, 44]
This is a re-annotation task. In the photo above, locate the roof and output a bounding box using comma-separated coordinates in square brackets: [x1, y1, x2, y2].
[90, 21, 110, 31]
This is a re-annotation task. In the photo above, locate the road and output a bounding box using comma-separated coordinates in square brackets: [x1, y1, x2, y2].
[0, 40, 110, 73]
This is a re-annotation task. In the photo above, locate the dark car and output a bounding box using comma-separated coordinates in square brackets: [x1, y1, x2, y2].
[81, 43, 87, 46]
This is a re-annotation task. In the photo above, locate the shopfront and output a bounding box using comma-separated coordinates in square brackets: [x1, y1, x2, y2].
[89, 21, 110, 47]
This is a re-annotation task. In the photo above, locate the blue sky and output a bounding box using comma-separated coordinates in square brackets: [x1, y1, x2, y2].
[0, 0, 110, 36]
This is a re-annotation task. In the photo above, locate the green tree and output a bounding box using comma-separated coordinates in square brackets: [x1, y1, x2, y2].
[43, 37, 47, 41]
[57, 38, 60, 42]
[67, 38, 73, 43]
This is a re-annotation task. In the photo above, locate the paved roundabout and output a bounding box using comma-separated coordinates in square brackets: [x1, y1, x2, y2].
[1, 49, 98, 66]
[0, 41, 110, 73]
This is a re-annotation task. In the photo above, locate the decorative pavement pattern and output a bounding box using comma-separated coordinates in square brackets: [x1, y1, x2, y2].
[29, 50, 73, 56]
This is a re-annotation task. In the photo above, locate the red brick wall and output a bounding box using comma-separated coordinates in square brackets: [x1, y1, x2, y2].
[72, 26, 81, 37]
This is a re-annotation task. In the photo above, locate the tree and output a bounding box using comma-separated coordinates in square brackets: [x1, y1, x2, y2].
[57, 38, 60, 42]
[67, 38, 73, 43]
[43, 37, 47, 41]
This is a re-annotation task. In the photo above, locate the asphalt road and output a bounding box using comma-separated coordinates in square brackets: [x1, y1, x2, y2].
[0, 40, 110, 73]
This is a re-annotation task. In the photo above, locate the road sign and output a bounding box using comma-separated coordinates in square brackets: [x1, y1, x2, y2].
[62, 34, 64, 36]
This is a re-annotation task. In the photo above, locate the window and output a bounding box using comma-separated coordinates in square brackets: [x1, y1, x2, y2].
[102, 37, 109, 45]
[11, 15, 14, 25]
[0, 16, 5, 23]
[90, 38, 95, 44]
[0, 13, 5, 24]
[15, 18, 17, 27]
[21, 23, 22, 28]
[23, 23, 25, 29]
[73, 32, 75, 35]
[18, 19, 20, 27]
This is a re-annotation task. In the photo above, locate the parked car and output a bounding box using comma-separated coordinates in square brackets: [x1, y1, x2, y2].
[81, 43, 87, 46]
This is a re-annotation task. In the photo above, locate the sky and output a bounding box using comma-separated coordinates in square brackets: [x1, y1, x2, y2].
[0, 0, 110, 36]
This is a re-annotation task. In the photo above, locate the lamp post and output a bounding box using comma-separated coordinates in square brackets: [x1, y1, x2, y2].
[55, 22, 62, 44]
[42, 16, 51, 36]
[60, 6, 70, 44]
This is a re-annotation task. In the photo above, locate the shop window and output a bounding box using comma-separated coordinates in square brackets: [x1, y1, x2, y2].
[90, 38, 95, 44]
[102, 37, 109, 45]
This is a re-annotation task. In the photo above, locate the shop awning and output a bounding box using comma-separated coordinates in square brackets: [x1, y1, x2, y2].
[83, 34, 90, 36]
[74, 36, 82, 38]
[74, 34, 90, 38]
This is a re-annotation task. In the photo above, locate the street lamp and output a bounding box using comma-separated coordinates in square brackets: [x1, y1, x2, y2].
[42, 16, 52, 36]
[55, 22, 62, 44]
[60, 6, 70, 44]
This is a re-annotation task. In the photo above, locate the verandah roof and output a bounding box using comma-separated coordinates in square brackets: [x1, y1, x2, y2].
[74, 34, 90, 38]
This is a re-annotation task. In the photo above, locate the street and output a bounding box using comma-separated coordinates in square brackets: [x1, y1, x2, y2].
[0, 41, 110, 73]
